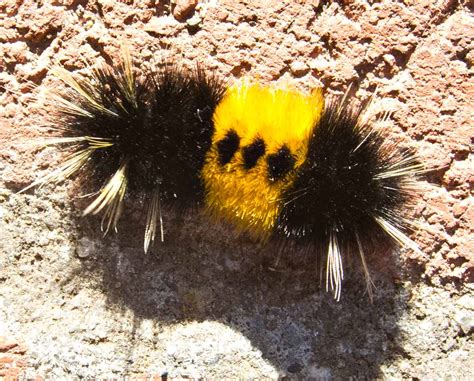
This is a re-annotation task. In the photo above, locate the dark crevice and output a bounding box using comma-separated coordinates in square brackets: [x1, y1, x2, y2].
[320, 34, 337, 57]
[391, 46, 416, 70]
[20, 26, 61, 56]
[155, 0, 172, 17]
[455, 48, 472, 69]
[353, 58, 380, 82]
[64, 0, 89, 11]
[453, 151, 469, 161]
[95, 0, 105, 18]
[86, 36, 112, 66]
[230, 61, 252, 77]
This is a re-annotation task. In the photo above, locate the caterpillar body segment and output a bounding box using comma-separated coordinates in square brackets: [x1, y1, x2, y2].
[202, 83, 325, 238]
[23, 51, 425, 300]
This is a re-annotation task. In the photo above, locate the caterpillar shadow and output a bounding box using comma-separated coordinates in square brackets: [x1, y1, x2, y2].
[73, 207, 408, 379]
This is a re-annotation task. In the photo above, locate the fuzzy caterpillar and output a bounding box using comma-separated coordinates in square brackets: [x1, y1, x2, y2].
[21, 50, 425, 301]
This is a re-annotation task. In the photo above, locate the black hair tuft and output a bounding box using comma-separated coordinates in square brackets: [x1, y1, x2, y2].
[275, 95, 423, 299]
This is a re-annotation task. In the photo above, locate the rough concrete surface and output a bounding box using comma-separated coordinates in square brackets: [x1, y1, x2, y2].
[0, 0, 473, 379]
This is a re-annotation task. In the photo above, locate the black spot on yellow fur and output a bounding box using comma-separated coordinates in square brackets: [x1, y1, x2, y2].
[217, 130, 240, 165]
[242, 138, 266, 169]
[267, 145, 296, 181]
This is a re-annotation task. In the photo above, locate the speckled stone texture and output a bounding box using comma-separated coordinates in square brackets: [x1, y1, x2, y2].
[0, 0, 473, 379]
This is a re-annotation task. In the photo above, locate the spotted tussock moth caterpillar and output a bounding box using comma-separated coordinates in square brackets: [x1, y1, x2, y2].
[20, 48, 426, 301]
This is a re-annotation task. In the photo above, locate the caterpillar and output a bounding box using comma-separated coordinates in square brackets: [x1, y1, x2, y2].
[21, 49, 425, 301]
